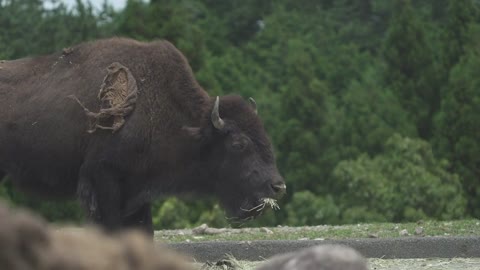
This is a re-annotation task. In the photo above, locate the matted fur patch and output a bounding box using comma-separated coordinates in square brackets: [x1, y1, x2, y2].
[69, 62, 138, 133]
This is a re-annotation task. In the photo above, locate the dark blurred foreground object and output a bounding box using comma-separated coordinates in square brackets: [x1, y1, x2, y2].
[256, 244, 368, 270]
[0, 200, 368, 270]
[0, 200, 193, 270]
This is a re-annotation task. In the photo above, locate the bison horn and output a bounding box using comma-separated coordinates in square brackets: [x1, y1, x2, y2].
[211, 96, 225, 130]
[248, 97, 257, 115]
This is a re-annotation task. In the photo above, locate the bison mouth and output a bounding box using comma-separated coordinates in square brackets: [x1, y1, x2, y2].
[241, 198, 280, 213]
[226, 197, 280, 223]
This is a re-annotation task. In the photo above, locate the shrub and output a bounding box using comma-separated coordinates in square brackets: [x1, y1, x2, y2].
[333, 134, 467, 223]
[285, 191, 340, 226]
[153, 197, 191, 229]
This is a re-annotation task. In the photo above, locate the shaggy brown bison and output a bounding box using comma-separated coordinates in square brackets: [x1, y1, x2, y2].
[0, 37, 285, 235]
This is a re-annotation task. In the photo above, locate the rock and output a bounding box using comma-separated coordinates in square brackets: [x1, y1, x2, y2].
[415, 227, 424, 236]
[192, 224, 228, 235]
[368, 233, 379, 238]
[261, 227, 274, 234]
[399, 229, 409, 236]
[204, 228, 228, 235]
[192, 224, 208, 235]
[255, 244, 368, 270]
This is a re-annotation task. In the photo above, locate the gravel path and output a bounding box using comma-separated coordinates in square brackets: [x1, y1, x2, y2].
[368, 258, 480, 270]
[196, 258, 480, 270]
[157, 224, 480, 269]
[167, 237, 480, 261]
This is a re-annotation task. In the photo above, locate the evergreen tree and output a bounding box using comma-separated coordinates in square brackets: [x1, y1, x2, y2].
[433, 0, 479, 217]
[115, 0, 206, 71]
[326, 65, 416, 157]
[442, 0, 478, 71]
[383, 0, 438, 139]
[434, 50, 480, 217]
[200, 0, 273, 45]
[0, 0, 103, 59]
[268, 36, 329, 194]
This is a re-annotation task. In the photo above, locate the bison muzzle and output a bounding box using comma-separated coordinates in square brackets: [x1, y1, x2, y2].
[0, 38, 285, 235]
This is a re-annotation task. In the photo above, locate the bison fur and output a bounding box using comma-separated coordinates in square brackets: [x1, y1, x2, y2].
[0, 37, 285, 235]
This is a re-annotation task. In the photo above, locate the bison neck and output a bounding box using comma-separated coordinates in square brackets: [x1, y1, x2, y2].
[156, 154, 217, 195]
[123, 144, 219, 215]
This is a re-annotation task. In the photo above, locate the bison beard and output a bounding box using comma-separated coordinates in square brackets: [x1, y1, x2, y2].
[0, 37, 285, 236]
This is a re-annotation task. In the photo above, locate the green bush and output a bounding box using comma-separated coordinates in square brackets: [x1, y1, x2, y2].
[285, 191, 340, 226]
[153, 197, 192, 229]
[341, 207, 388, 224]
[197, 203, 229, 228]
[0, 180, 84, 224]
[333, 134, 467, 223]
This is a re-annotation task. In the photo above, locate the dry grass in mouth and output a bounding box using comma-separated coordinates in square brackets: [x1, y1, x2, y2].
[240, 198, 280, 213]
[226, 198, 281, 226]
[261, 198, 280, 211]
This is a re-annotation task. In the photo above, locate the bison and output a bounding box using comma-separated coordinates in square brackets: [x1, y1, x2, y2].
[0, 37, 285, 235]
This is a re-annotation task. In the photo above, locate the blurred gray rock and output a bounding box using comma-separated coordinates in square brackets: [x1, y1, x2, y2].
[415, 227, 424, 236]
[255, 244, 368, 270]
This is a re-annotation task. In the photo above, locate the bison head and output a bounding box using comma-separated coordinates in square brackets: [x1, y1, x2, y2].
[188, 95, 286, 222]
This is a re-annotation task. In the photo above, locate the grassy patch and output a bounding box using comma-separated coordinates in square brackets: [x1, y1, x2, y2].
[155, 219, 480, 243]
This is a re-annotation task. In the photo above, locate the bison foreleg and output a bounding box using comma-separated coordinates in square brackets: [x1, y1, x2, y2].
[122, 203, 153, 237]
[77, 177, 100, 221]
[78, 163, 123, 231]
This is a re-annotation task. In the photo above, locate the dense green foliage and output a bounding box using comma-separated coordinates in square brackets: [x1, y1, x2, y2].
[333, 134, 466, 223]
[0, 0, 479, 228]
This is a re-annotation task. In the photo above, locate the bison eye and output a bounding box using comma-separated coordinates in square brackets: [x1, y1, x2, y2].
[231, 138, 248, 152]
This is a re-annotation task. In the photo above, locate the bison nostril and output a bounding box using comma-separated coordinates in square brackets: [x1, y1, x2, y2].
[271, 183, 287, 193]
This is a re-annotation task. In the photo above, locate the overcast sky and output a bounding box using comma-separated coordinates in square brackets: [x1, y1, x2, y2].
[57, 0, 127, 11]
